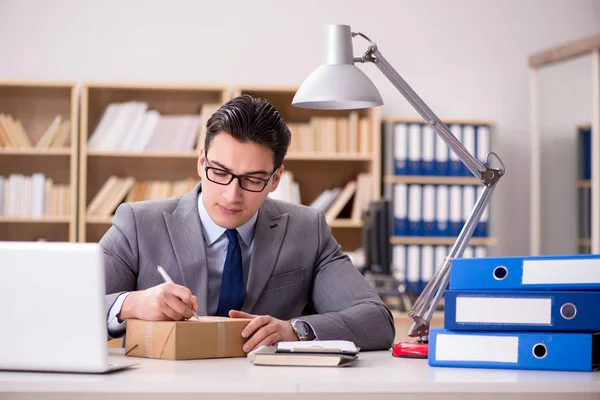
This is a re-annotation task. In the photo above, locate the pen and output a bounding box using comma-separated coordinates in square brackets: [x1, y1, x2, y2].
[157, 265, 199, 320]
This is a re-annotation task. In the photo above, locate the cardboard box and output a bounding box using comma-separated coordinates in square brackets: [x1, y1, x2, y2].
[125, 316, 251, 360]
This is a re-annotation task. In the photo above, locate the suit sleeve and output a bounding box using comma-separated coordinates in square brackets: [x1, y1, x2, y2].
[298, 211, 395, 351]
[100, 203, 140, 338]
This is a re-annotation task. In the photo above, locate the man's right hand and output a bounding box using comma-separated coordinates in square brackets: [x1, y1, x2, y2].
[118, 283, 199, 321]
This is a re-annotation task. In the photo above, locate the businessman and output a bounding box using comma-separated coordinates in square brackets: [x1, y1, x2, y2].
[102, 94, 395, 351]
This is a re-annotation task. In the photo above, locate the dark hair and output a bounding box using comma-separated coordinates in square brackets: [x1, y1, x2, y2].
[204, 94, 291, 170]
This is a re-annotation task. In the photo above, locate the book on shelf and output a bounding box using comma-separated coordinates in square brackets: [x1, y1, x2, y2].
[265, 171, 373, 222]
[36, 116, 71, 148]
[87, 176, 136, 217]
[0, 113, 70, 149]
[286, 112, 371, 155]
[268, 171, 300, 204]
[350, 173, 373, 220]
[87, 177, 200, 217]
[125, 178, 198, 203]
[194, 103, 221, 150]
[304, 173, 373, 223]
[87, 101, 222, 153]
[325, 180, 357, 222]
[384, 120, 491, 177]
[0, 113, 32, 148]
[0, 173, 70, 218]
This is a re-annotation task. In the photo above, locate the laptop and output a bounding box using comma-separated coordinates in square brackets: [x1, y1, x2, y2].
[0, 241, 137, 373]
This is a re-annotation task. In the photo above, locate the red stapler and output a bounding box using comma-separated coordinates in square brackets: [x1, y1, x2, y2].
[392, 339, 428, 359]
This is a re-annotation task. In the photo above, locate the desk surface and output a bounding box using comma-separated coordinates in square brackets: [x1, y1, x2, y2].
[0, 349, 599, 400]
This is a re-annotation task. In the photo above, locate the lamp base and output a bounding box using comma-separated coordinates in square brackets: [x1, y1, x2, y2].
[391, 339, 428, 359]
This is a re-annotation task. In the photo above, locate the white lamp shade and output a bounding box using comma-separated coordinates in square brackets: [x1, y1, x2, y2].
[292, 24, 383, 110]
[292, 64, 383, 110]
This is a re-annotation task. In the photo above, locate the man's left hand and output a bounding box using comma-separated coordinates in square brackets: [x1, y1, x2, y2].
[229, 310, 298, 352]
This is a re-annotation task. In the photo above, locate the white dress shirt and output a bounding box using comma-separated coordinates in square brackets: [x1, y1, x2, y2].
[106, 193, 257, 336]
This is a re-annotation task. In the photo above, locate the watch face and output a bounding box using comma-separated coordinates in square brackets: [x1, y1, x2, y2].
[293, 320, 310, 337]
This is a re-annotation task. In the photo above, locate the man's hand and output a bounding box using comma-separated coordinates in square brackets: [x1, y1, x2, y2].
[229, 310, 298, 352]
[118, 283, 198, 321]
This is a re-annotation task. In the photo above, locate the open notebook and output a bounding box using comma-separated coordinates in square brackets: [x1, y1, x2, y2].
[247, 340, 359, 367]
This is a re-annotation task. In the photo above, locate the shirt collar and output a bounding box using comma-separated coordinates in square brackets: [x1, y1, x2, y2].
[197, 192, 257, 247]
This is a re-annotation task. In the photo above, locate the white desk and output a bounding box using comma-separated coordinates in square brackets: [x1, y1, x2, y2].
[0, 349, 599, 400]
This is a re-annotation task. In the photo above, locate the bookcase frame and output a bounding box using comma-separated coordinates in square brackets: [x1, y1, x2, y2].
[0, 80, 79, 242]
[233, 85, 382, 251]
[78, 82, 230, 242]
[529, 34, 600, 255]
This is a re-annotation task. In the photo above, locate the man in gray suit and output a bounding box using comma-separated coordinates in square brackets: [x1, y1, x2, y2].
[102, 95, 395, 352]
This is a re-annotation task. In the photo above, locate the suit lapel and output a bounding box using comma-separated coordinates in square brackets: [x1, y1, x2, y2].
[163, 184, 209, 316]
[243, 199, 288, 312]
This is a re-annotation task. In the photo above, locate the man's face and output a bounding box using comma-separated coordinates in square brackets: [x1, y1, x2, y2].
[197, 132, 283, 229]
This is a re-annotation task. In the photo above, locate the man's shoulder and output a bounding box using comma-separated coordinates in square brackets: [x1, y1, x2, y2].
[119, 195, 185, 221]
[128, 196, 182, 212]
[264, 198, 322, 223]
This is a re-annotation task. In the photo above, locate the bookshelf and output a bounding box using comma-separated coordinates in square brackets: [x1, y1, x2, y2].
[233, 86, 382, 252]
[79, 82, 230, 242]
[382, 117, 497, 295]
[529, 34, 600, 255]
[0, 81, 78, 242]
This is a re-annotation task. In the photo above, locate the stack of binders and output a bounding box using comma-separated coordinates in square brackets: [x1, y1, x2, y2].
[428, 254, 600, 372]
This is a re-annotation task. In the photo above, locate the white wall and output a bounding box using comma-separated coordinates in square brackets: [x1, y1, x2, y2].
[0, 0, 599, 256]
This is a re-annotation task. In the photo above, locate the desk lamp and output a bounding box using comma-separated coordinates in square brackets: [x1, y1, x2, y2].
[292, 25, 505, 358]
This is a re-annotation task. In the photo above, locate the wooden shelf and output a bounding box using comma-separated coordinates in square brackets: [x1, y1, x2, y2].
[390, 236, 498, 246]
[79, 83, 231, 242]
[87, 218, 364, 230]
[84, 81, 228, 92]
[0, 81, 79, 242]
[328, 219, 363, 228]
[85, 151, 375, 162]
[87, 150, 198, 159]
[0, 148, 71, 156]
[577, 179, 592, 188]
[86, 216, 113, 224]
[384, 175, 480, 185]
[383, 116, 496, 126]
[0, 216, 71, 223]
[286, 152, 373, 161]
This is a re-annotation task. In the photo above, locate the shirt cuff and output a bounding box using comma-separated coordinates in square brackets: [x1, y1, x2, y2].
[107, 292, 131, 337]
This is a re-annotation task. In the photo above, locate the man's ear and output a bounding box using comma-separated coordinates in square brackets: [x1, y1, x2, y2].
[197, 148, 206, 178]
[268, 164, 284, 193]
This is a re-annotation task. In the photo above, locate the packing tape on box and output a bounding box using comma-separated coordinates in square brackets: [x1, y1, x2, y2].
[217, 321, 226, 357]
[144, 321, 155, 357]
[142, 321, 175, 359]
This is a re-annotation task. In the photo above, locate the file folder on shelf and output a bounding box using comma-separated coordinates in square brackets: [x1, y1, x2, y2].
[449, 254, 600, 290]
[428, 328, 600, 372]
[444, 290, 600, 331]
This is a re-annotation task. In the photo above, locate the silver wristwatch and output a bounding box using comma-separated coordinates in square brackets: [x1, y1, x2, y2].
[290, 319, 313, 341]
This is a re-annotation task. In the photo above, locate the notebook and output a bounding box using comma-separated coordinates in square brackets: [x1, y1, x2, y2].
[247, 340, 359, 367]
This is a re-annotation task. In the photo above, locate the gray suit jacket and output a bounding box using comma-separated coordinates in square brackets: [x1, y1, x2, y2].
[102, 184, 395, 350]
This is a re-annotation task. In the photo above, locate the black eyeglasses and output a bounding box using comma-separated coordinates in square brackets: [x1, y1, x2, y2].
[204, 162, 278, 193]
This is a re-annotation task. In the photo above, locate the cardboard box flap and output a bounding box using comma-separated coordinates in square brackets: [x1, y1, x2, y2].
[125, 320, 177, 359]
